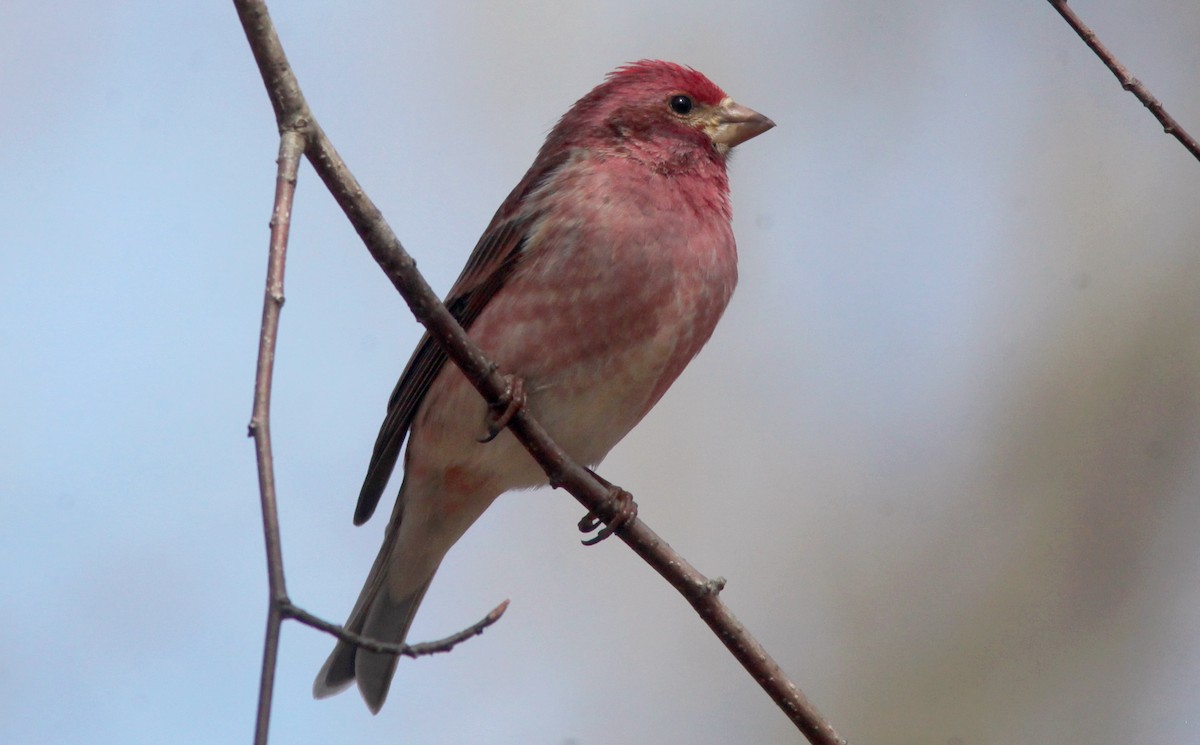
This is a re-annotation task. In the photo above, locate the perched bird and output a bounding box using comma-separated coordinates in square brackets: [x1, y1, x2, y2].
[313, 59, 773, 713]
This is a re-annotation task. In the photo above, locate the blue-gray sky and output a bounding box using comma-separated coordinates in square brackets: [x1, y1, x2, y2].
[3, 2, 1199, 743]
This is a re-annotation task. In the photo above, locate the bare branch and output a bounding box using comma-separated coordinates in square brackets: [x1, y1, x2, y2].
[233, 2, 845, 744]
[283, 600, 510, 657]
[248, 129, 303, 745]
[241, 89, 506, 745]
[1047, 0, 1200, 162]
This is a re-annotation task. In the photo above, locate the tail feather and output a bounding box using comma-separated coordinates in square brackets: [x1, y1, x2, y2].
[312, 570, 438, 712]
[312, 500, 406, 702]
[312, 637, 358, 699]
[315, 474, 495, 712]
[312, 476, 451, 712]
[355, 577, 435, 712]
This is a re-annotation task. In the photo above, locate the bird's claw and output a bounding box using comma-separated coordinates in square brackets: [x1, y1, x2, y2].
[478, 375, 526, 443]
[578, 471, 637, 546]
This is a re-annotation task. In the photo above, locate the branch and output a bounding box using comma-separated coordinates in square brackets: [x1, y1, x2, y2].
[247, 128, 302, 745]
[233, 2, 845, 744]
[240, 33, 512, 745]
[1047, 0, 1200, 162]
[283, 600, 510, 657]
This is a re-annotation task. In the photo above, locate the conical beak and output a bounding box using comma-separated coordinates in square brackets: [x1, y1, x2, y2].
[709, 97, 775, 149]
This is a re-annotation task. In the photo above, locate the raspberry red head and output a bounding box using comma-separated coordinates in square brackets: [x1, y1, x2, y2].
[545, 59, 774, 163]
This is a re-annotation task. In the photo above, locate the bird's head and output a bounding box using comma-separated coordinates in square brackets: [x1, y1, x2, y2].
[547, 60, 774, 168]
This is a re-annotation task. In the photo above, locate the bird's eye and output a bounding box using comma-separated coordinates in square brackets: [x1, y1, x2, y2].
[669, 94, 694, 116]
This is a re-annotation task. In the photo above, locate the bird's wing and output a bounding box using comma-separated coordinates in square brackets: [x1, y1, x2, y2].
[352, 149, 572, 525]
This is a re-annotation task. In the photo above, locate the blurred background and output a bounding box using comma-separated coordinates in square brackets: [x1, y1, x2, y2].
[3, 1, 1198, 743]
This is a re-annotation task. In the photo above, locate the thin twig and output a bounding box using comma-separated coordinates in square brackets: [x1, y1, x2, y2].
[1048, 0, 1200, 162]
[283, 600, 510, 656]
[242, 94, 507, 745]
[248, 129, 303, 745]
[233, 2, 845, 744]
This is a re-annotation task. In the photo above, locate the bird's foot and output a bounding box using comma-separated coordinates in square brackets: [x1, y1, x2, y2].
[478, 374, 526, 443]
[578, 469, 638, 546]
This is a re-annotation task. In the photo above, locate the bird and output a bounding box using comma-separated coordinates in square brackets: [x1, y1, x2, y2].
[313, 59, 774, 713]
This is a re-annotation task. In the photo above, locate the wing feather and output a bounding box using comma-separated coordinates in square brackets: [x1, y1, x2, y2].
[352, 149, 570, 525]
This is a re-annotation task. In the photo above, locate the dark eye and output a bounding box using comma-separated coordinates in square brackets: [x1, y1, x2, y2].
[669, 94, 694, 115]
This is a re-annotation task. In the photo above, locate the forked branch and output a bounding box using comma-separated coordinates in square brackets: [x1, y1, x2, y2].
[242, 59, 511, 745]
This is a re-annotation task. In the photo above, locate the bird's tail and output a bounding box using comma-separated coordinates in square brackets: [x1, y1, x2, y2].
[312, 492, 442, 713]
[313, 472, 498, 713]
[311, 575, 435, 713]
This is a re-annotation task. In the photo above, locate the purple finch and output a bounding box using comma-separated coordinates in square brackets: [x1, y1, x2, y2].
[313, 59, 773, 712]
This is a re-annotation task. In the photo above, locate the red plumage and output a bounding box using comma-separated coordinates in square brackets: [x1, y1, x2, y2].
[609, 59, 729, 104]
[315, 59, 773, 713]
